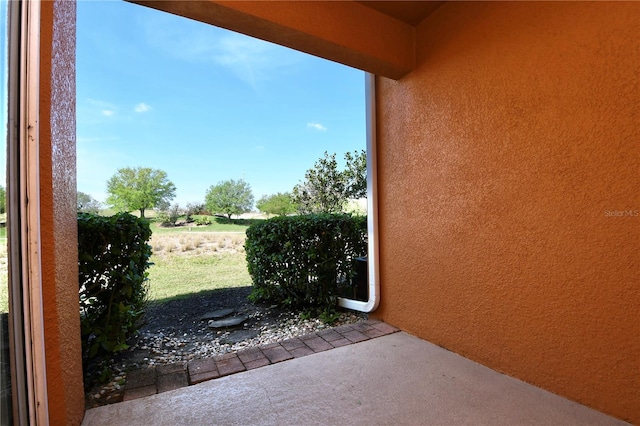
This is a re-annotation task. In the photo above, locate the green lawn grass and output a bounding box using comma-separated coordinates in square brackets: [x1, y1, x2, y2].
[95, 210, 265, 233]
[147, 252, 251, 304]
[151, 221, 248, 234]
[0, 274, 7, 313]
[0, 238, 7, 313]
[98, 208, 159, 218]
[0, 212, 261, 311]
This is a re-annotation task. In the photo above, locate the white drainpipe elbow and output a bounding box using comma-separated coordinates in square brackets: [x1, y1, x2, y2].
[338, 73, 379, 313]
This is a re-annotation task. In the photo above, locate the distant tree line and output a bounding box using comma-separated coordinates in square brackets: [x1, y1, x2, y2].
[76, 149, 366, 221]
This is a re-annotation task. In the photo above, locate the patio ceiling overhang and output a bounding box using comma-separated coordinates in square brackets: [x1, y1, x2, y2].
[128, 1, 445, 79]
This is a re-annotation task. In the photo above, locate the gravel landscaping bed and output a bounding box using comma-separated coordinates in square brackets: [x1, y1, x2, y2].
[85, 286, 366, 407]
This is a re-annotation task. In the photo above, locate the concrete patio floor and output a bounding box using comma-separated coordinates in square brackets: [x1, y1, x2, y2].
[82, 332, 627, 425]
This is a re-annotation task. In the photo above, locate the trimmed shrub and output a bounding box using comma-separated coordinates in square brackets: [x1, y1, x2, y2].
[245, 214, 367, 310]
[78, 212, 152, 364]
[157, 203, 182, 226]
[195, 215, 211, 226]
[185, 202, 205, 222]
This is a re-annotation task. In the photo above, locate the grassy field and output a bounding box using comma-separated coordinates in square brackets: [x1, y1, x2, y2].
[0, 214, 260, 312]
[146, 230, 251, 304]
[151, 216, 254, 234]
[147, 253, 250, 303]
[0, 237, 7, 312]
[103, 211, 258, 305]
[98, 208, 159, 218]
[98, 210, 262, 234]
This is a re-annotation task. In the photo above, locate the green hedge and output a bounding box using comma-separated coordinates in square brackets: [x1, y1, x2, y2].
[245, 214, 367, 310]
[78, 212, 152, 363]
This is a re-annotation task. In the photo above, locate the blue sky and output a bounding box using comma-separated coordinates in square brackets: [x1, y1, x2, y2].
[0, 0, 7, 186]
[77, 0, 366, 207]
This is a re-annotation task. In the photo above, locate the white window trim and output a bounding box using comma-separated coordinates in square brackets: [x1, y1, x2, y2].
[8, 0, 49, 423]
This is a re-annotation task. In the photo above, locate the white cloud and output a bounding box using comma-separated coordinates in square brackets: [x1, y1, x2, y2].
[86, 99, 117, 118]
[307, 122, 327, 132]
[134, 102, 151, 113]
[142, 16, 302, 90]
[213, 35, 275, 89]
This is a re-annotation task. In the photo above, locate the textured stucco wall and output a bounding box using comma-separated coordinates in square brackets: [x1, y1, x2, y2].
[372, 2, 639, 423]
[35, 0, 638, 423]
[40, 1, 84, 424]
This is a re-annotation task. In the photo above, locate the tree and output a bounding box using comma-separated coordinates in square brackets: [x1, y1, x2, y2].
[157, 203, 182, 226]
[343, 149, 367, 199]
[204, 179, 254, 221]
[256, 192, 297, 216]
[292, 150, 367, 214]
[77, 191, 102, 214]
[184, 202, 204, 222]
[106, 167, 176, 218]
[292, 152, 346, 214]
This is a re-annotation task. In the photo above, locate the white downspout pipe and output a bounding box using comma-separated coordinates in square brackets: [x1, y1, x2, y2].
[339, 73, 379, 313]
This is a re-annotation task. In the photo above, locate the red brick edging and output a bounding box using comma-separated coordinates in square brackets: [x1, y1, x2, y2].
[123, 320, 399, 402]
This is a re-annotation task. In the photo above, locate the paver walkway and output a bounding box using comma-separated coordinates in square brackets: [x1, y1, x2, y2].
[123, 319, 399, 401]
[85, 331, 628, 426]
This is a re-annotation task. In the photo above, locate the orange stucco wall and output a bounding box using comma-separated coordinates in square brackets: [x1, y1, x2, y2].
[372, 2, 639, 423]
[40, 1, 85, 424]
[35, 0, 638, 423]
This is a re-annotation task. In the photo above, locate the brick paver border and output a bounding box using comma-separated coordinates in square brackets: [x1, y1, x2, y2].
[123, 319, 399, 402]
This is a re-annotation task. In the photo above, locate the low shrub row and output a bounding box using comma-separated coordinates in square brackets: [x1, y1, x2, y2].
[78, 212, 152, 365]
[245, 214, 367, 311]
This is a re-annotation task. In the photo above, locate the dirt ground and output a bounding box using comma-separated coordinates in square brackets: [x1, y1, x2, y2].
[130, 286, 288, 347]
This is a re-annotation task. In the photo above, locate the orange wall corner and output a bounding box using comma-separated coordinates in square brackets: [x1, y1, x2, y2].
[373, 2, 640, 423]
[40, 1, 85, 424]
